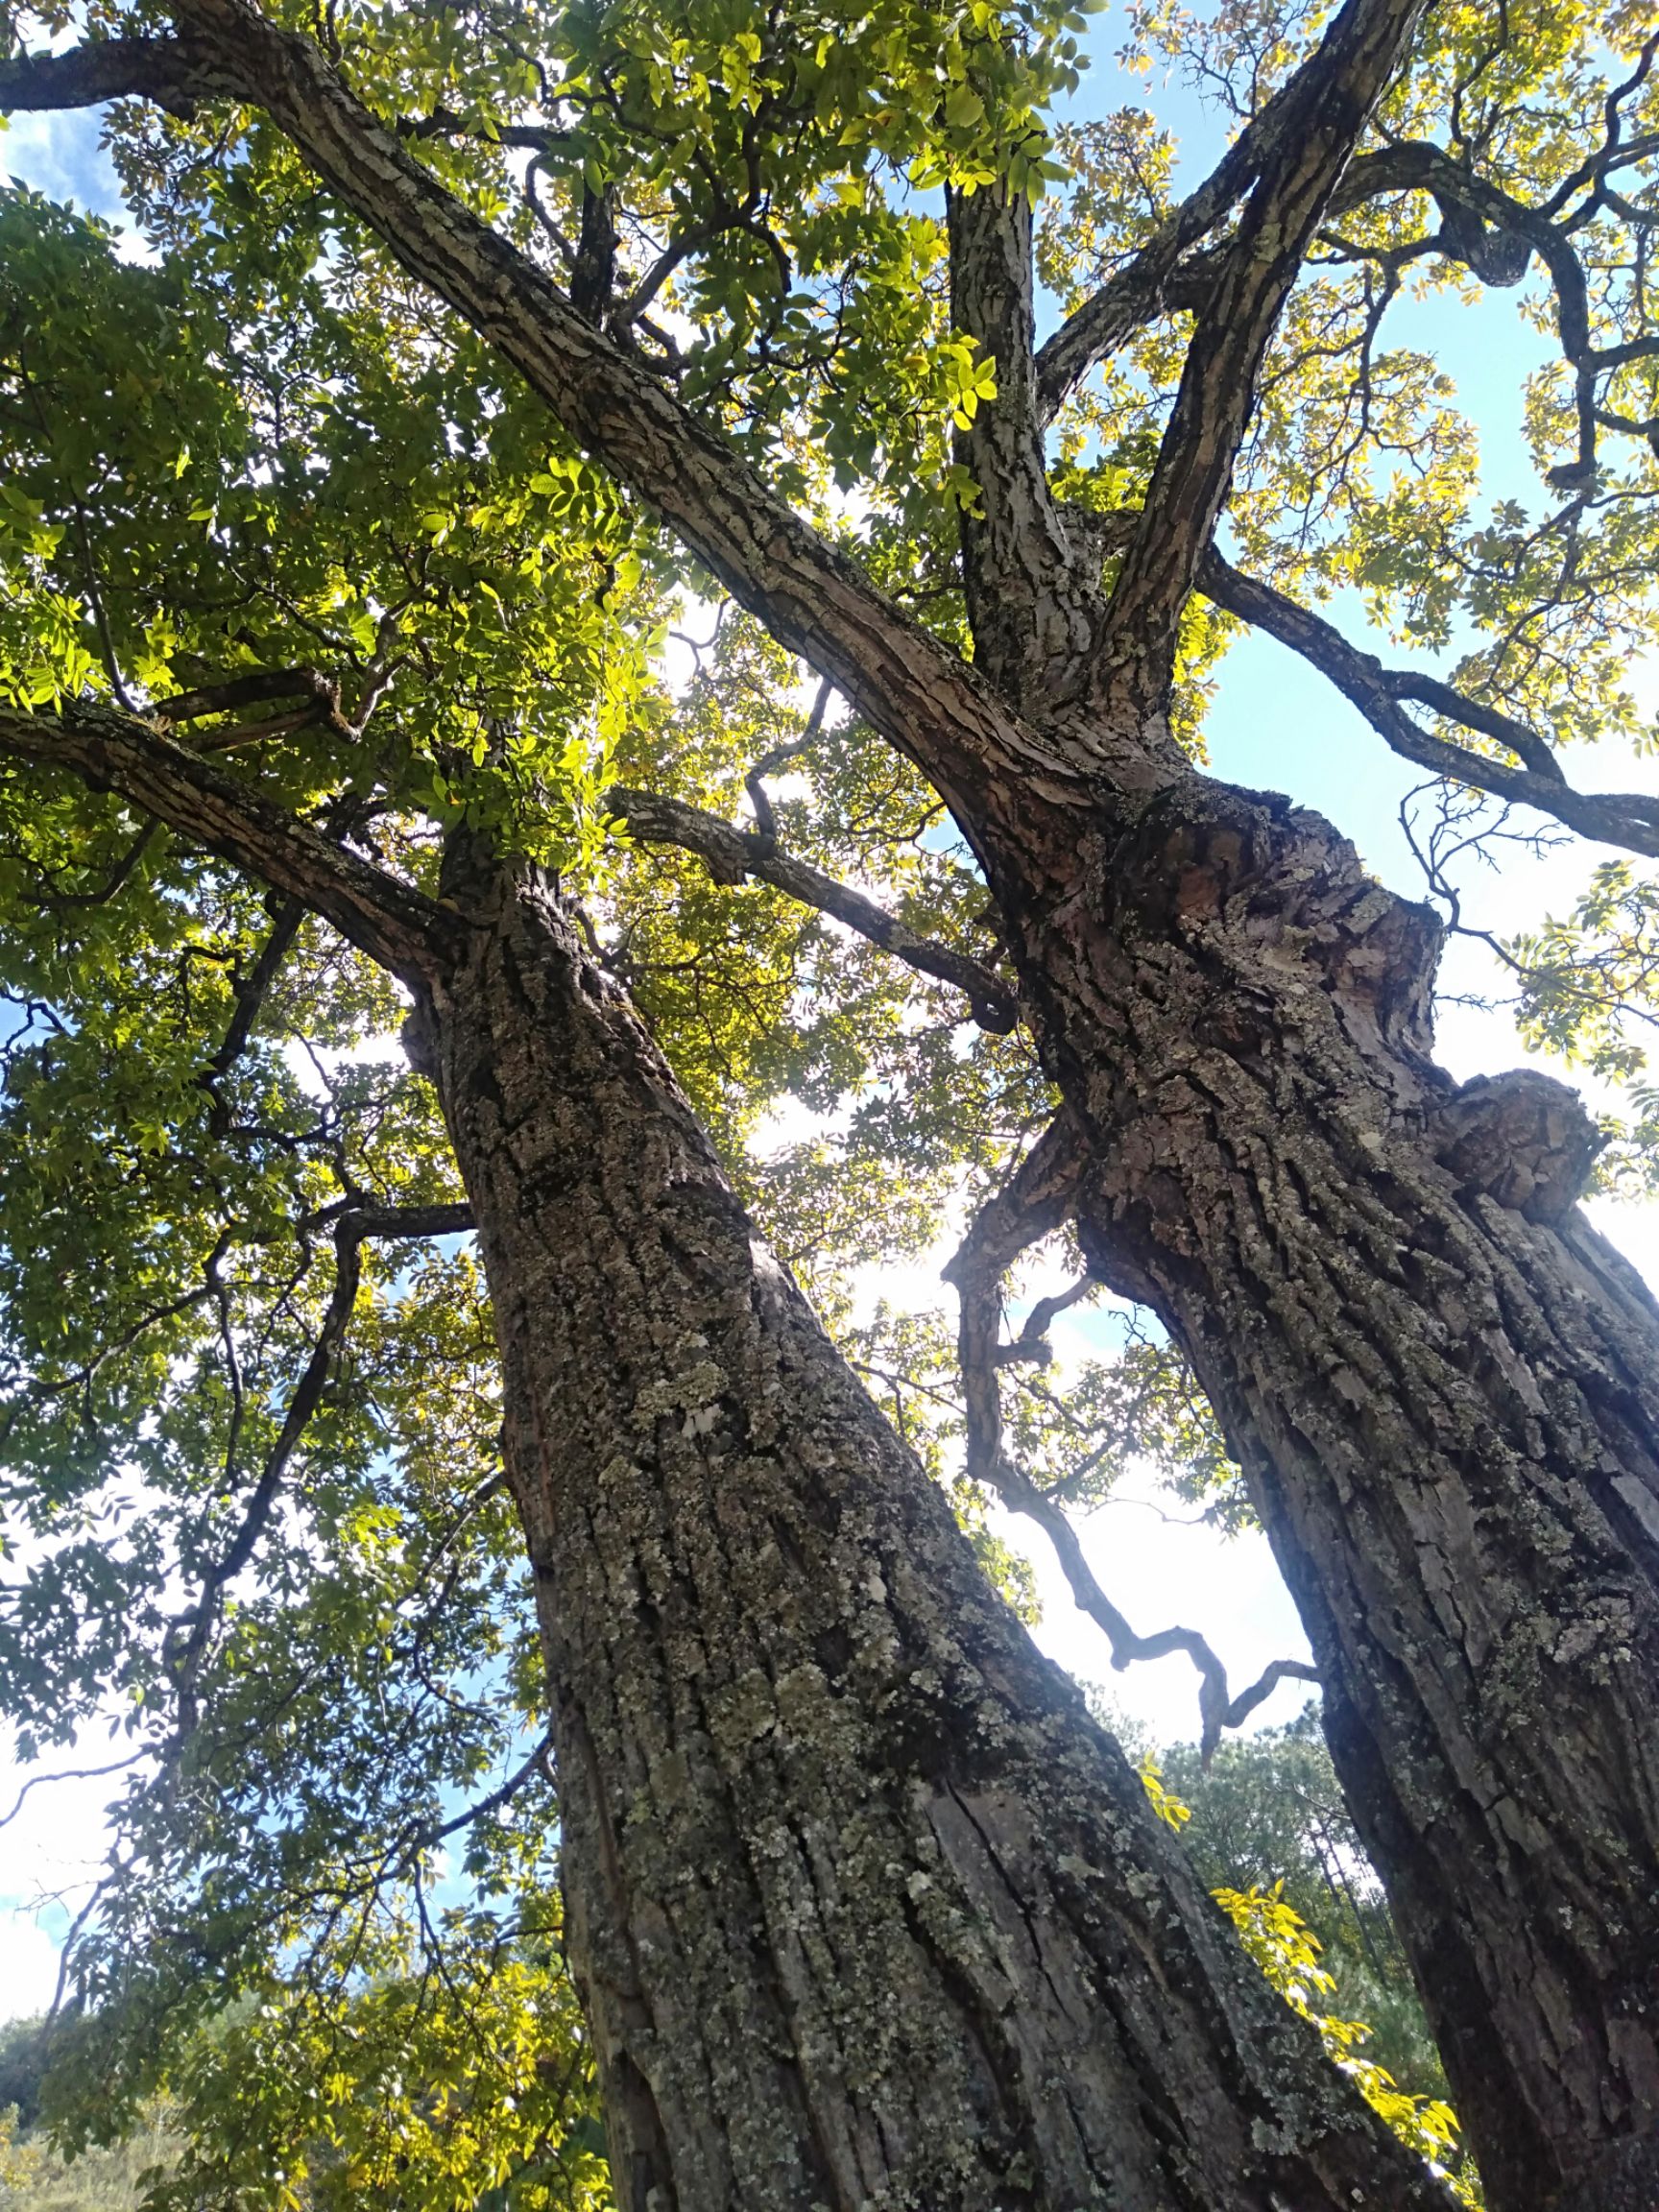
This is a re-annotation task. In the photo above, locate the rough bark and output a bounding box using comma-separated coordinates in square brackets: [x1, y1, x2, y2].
[415, 847, 1446, 2212]
[946, 182, 1097, 701]
[974, 769, 1659, 2212]
[7, 2, 1659, 2197]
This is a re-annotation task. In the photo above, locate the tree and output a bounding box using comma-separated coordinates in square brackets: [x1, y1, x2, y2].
[1160, 1707, 1447, 2103]
[0, 0, 1657, 2200]
[0, 157, 1443, 2212]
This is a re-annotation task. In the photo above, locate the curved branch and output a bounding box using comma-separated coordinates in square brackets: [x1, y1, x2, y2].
[1316, 137, 1659, 478]
[992, 1451, 1318, 1760]
[0, 1754, 148, 1834]
[1096, 0, 1430, 712]
[744, 675, 832, 850]
[1194, 547, 1659, 858]
[1060, 500, 1659, 854]
[404, 1732, 555, 1860]
[0, 696, 455, 979]
[609, 784, 1020, 1030]
[166, 1198, 473, 1727]
[943, 1120, 1314, 1761]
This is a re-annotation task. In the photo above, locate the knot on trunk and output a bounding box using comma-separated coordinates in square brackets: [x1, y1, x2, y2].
[401, 1002, 441, 1082]
[1430, 1069, 1602, 1221]
[1099, 782, 1442, 1052]
[1438, 199, 1532, 286]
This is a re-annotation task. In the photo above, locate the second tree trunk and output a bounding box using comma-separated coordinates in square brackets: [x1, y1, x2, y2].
[416, 851, 1444, 2212]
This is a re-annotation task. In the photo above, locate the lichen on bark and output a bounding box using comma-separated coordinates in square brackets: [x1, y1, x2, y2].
[419, 848, 1450, 2212]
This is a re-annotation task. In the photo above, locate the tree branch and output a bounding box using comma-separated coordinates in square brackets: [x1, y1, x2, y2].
[943, 1121, 1316, 1761]
[156, 664, 342, 727]
[1058, 498, 1659, 854]
[166, 1198, 473, 1728]
[0, 35, 215, 119]
[743, 674, 832, 850]
[1034, 0, 1431, 427]
[1095, 0, 1429, 718]
[0, 696, 455, 979]
[1304, 136, 1659, 478]
[13, 816, 160, 911]
[0, 1754, 148, 1834]
[46, 0, 1082, 821]
[946, 182, 1096, 693]
[609, 784, 1019, 1031]
[1034, 129, 1549, 430]
[1194, 546, 1659, 858]
[404, 1732, 555, 1860]
[396, 105, 571, 155]
[204, 895, 307, 1092]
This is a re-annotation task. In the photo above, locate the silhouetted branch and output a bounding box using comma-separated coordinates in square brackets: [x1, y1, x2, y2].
[610, 784, 1020, 1031]
[166, 1198, 475, 1728]
[945, 1120, 1315, 1760]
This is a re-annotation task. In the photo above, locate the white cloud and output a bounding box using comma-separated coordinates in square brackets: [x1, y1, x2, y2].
[1, 108, 128, 226]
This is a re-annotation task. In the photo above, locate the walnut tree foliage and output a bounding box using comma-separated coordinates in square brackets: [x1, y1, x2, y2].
[0, 0, 1656, 2198]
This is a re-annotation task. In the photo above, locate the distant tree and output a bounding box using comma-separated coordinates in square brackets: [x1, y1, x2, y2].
[0, 2019, 47, 2135]
[1162, 1708, 1444, 2100]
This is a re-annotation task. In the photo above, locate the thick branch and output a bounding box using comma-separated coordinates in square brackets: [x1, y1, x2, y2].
[609, 784, 1019, 1031]
[946, 182, 1095, 693]
[0, 697, 454, 979]
[1034, 133, 1541, 428]
[157, 664, 342, 728]
[1196, 549, 1659, 858]
[40, 4, 1081, 823]
[1034, 91, 1307, 425]
[1097, 0, 1429, 709]
[0, 35, 213, 117]
[944, 1123, 1316, 1761]
[397, 105, 570, 155]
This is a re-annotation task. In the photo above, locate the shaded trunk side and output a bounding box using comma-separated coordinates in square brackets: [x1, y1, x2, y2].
[988, 772, 1659, 2212]
[421, 856, 1445, 2212]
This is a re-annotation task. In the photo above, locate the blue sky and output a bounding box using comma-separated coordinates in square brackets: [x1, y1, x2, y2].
[3, 18, 1658, 2013]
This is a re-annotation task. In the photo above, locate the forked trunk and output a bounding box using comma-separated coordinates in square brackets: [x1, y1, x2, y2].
[418, 852, 1444, 2212]
[982, 770, 1659, 2212]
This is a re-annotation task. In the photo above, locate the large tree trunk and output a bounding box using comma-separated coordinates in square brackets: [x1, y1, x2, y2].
[979, 768, 1659, 2212]
[415, 850, 1444, 2212]
[66, 14, 1645, 2196]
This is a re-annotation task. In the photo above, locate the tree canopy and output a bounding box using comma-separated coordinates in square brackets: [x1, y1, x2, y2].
[1, 0, 1658, 2202]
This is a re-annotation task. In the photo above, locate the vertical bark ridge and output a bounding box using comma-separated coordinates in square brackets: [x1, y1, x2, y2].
[992, 773, 1659, 2212]
[945, 184, 1101, 707]
[422, 854, 1447, 2212]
